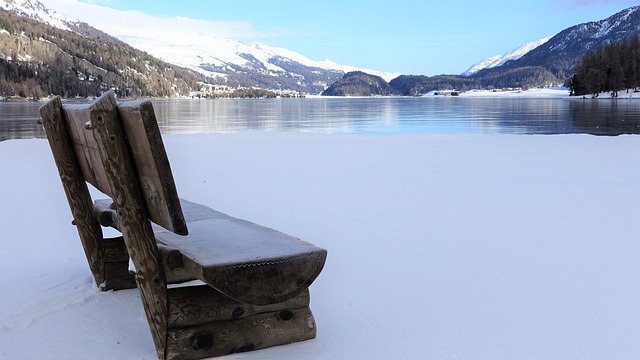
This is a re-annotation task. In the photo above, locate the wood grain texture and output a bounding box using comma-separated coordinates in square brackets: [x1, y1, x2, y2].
[103, 262, 136, 290]
[61, 103, 112, 196]
[157, 199, 327, 305]
[39, 97, 106, 287]
[166, 307, 317, 360]
[167, 285, 310, 327]
[117, 101, 188, 235]
[88, 91, 168, 359]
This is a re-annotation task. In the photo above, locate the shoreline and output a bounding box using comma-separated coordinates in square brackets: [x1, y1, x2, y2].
[8, 86, 640, 102]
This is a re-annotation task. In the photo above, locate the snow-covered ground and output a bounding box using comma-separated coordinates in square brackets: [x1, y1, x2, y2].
[458, 87, 571, 98]
[1, 132, 639, 359]
[453, 86, 640, 99]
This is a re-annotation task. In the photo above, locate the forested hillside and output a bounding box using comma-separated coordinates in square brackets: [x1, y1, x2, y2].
[387, 67, 559, 96]
[0, 7, 201, 99]
[321, 71, 395, 96]
[570, 34, 640, 97]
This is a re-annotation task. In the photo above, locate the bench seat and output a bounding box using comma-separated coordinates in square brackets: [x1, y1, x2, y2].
[96, 198, 327, 305]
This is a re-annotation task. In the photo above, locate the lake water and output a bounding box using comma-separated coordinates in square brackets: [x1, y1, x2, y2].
[2, 97, 640, 141]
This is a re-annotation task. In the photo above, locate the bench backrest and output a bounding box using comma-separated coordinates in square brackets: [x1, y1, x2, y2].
[42, 91, 188, 235]
[40, 90, 181, 357]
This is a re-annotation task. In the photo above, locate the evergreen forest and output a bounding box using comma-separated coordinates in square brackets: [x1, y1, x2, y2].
[570, 34, 640, 97]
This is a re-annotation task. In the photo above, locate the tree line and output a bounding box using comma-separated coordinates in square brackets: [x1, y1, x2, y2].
[0, 8, 200, 99]
[570, 34, 640, 97]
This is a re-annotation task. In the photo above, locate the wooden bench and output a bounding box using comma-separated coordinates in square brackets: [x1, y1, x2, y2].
[39, 91, 327, 359]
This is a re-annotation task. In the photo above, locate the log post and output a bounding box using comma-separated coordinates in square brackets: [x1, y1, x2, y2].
[88, 92, 168, 359]
[39, 97, 106, 288]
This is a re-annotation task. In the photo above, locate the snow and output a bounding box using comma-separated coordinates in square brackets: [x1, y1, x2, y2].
[0, 0, 75, 31]
[10, 0, 400, 82]
[462, 36, 552, 76]
[1, 132, 639, 359]
[457, 87, 570, 98]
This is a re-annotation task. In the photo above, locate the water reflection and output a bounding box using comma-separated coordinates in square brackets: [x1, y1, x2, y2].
[1, 97, 639, 141]
[569, 100, 640, 135]
[151, 98, 406, 134]
[0, 102, 45, 141]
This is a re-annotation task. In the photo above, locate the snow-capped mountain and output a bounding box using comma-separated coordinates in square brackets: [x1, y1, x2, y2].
[461, 5, 640, 82]
[509, 5, 640, 80]
[462, 36, 552, 76]
[120, 33, 398, 83]
[1, 0, 399, 94]
[0, 0, 74, 29]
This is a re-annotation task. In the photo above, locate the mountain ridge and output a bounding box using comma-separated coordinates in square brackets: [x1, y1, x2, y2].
[2, 0, 640, 98]
[4, 0, 399, 95]
[500, 5, 640, 80]
[462, 36, 553, 76]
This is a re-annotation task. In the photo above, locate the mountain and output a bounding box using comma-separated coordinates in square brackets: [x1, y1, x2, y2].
[388, 5, 640, 96]
[462, 36, 552, 76]
[1, 0, 399, 96]
[0, 0, 201, 98]
[4, 0, 399, 95]
[388, 67, 559, 96]
[121, 34, 400, 95]
[500, 5, 640, 81]
[321, 71, 396, 96]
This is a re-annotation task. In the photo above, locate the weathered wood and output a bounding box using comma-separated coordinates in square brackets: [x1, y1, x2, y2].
[64, 99, 188, 235]
[88, 92, 168, 359]
[98, 197, 327, 305]
[39, 97, 106, 287]
[41, 91, 326, 359]
[103, 261, 136, 290]
[158, 245, 197, 284]
[102, 236, 129, 262]
[167, 285, 311, 327]
[94, 201, 119, 229]
[156, 200, 327, 305]
[165, 307, 317, 360]
[117, 100, 188, 235]
[61, 103, 112, 196]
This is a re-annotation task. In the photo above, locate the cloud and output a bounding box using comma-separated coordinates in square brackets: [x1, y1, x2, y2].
[38, 0, 286, 41]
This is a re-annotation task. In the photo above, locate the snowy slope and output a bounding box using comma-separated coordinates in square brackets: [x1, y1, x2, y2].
[120, 33, 399, 82]
[0, 0, 76, 31]
[462, 36, 552, 76]
[2, 0, 399, 89]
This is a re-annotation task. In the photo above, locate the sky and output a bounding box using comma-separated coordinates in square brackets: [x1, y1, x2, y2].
[38, 0, 640, 76]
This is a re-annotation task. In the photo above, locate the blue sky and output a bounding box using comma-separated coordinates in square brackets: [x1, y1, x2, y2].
[40, 0, 639, 75]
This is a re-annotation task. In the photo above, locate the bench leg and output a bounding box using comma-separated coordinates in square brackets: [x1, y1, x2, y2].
[101, 236, 137, 291]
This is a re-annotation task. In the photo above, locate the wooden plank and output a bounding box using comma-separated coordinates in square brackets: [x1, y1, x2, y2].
[98, 197, 327, 305]
[167, 285, 310, 327]
[39, 97, 106, 288]
[117, 100, 188, 235]
[156, 200, 327, 305]
[165, 307, 317, 360]
[88, 91, 168, 359]
[95, 200, 197, 285]
[61, 104, 112, 196]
